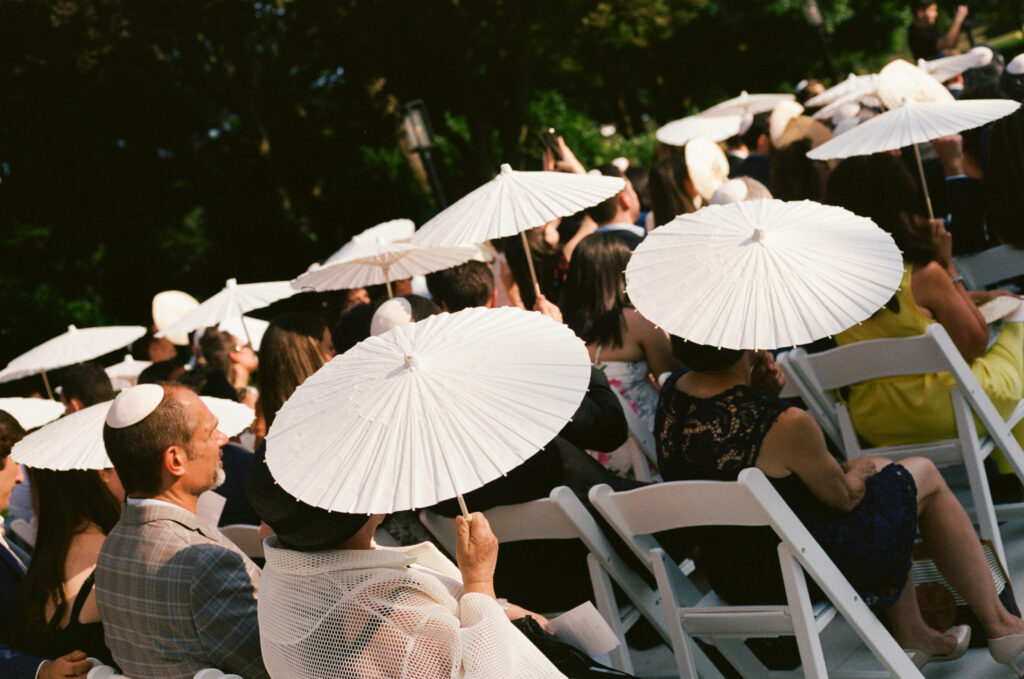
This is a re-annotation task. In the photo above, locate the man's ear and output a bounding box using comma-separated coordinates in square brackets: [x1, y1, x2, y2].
[487, 288, 498, 309]
[70, 397, 85, 413]
[617, 189, 631, 212]
[162, 445, 189, 479]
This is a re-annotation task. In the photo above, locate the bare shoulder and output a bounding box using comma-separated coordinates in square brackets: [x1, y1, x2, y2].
[765, 407, 822, 446]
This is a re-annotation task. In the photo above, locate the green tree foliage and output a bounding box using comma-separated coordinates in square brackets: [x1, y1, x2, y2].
[0, 0, 943, 372]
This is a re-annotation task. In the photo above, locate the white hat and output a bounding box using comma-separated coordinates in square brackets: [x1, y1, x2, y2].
[152, 290, 200, 346]
[831, 102, 862, 126]
[684, 137, 729, 202]
[370, 297, 414, 337]
[770, 100, 805, 148]
[709, 177, 772, 205]
[105, 384, 165, 429]
[1008, 54, 1024, 76]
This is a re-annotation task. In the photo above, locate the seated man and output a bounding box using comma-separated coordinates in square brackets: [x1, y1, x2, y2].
[96, 384, 269, 679]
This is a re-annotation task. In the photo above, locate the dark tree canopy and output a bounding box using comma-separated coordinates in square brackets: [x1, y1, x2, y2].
[0, 0, 950, 376]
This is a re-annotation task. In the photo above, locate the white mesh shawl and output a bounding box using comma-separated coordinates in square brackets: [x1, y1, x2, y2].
[259, 538, 565, 678]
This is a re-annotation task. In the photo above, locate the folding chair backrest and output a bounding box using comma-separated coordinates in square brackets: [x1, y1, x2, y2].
[420, 489, 662, 675]
[8, 517, 36, 550]
[787, 325, 953, 455]
[219, 524, 264, 560]
[609, 388, 660, 482]
[419, 495, 581, 557]
[594, 470, 926, 679]
[954, 244, 1024, 290]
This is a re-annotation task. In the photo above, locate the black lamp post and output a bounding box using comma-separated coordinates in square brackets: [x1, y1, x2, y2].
[805, 0, 839, 83]
[402, 100, 447, 209]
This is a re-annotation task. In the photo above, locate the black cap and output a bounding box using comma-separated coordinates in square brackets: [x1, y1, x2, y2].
[245, 444, 370, 552]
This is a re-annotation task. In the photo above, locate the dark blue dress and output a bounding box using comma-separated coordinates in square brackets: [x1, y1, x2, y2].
[655, 380, 918, 611]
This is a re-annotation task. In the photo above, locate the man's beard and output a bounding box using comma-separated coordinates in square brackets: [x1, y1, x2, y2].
[210, 466, 227, 490]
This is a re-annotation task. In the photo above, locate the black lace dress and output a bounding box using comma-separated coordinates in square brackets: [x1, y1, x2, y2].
[655, 378, 918, 611]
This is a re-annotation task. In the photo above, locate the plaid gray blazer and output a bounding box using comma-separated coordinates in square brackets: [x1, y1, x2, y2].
[95, 501, 269, 679]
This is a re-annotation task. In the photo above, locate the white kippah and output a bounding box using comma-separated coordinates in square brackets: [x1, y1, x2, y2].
[1008, 54, 1024, 76]
[710, 179, 748, 206]
[370, 297, 413, 337]
[105, 384, 164, 429]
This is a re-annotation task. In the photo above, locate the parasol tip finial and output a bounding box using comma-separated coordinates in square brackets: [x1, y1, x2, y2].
[499, 163, 513, 175]
[67, 324, 78, 333]
[226, 277, 238, 288]
[404, 354, 420, 371]
[752, 228, 767, 245]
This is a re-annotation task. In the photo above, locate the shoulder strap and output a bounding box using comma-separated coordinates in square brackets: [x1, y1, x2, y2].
[68, 570, 96, 624]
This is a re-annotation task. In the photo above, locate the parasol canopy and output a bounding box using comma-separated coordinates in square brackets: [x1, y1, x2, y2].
[104, 354, 153, 392]
[0, 398, 65, 431]
[325, 218, 416, 266]
[263, 306, 591, 515]
[656, 114, 744, 147]
[294, 242, 477, 298]
[12, 395, 255, 471]
[0, 325, 147, 386]
[807, 98, 1021, 161]
[156, 278, 299, 341]
[412, 164, 624, 248]
[625, 199, 904, 351]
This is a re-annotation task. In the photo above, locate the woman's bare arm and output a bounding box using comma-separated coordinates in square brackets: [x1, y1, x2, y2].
[628, 309, 681, 377]
[758, 409, 873, 513]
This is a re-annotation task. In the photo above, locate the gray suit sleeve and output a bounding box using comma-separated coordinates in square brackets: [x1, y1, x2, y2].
[189, 545, 269, 679]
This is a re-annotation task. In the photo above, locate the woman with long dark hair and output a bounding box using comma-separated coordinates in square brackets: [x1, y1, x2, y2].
[560, 232, 679, 475]
[14, 467, 123, 665]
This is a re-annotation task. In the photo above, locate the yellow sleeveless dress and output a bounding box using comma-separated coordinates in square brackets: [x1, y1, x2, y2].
[835, 266, 1024, 470]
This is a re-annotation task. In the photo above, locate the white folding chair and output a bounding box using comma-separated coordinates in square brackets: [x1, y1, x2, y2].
[219, 524, 264, 560]
[786, 323, 1024, 568]
[193, 670, 243, 679]
[954, 244, 1024, 290]
[194, 670, 243, 679]
[86, 660, 130, 679]
[591, 469, 925, 679]
[8, 517, 36, 550]
[609, 388, 661, 482]
[420, 487, 687, 676]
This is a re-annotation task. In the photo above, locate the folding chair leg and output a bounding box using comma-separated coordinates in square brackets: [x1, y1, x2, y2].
[777, 544, 829, 679]
[953, 393, 1009, 567]
[587, 553, 634, 674]
[650, 549, 700, 679]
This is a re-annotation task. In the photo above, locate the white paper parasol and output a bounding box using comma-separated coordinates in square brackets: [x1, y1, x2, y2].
[412, 164, 624, 297]
[876, 59, 954, 111]
[156, 278, 299, 345]
[625, 199, 904, 351]
[919, 47, 993, 84]
[12, 395, 255, 470]
[656, 114, 743, 146]
[295, 242, 478, 298]
[806, 73, 878, 108]
[812, 89, 882, 122]
[0, 325, 147, 398]
[702, 91, 795, 117]
[0, 398, 65, 430]
[325, 218, 416, 266]
[264, 306, 592, 516]
[807, 98, 1020, 217]
[218, 316, 269, 350]
[104, 354, 153, 391]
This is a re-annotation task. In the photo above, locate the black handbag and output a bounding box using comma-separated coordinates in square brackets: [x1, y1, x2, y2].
[512, 615, 636, 678]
